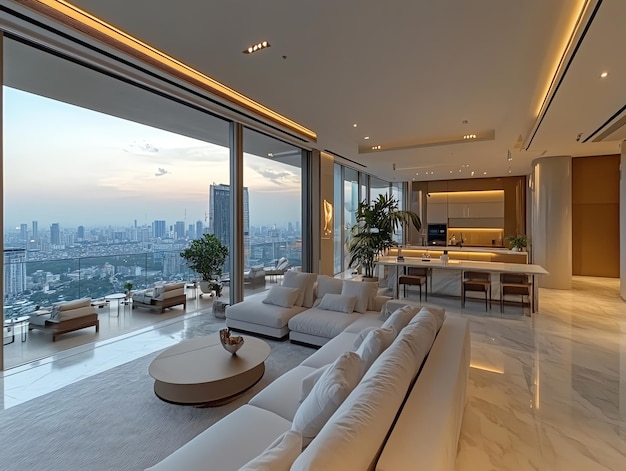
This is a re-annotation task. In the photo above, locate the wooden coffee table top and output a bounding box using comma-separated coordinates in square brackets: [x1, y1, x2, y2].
[149, 334, 270, 386]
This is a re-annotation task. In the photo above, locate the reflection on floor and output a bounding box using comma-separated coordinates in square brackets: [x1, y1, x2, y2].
[1, 276, 625, 469]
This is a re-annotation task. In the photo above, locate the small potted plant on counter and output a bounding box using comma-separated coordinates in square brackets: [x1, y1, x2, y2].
[506, 234, 528, 252]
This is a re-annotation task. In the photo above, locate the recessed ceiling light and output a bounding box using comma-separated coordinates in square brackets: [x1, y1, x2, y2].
[267, 152, 273, 157]
[243, 40, 271, 54]
[471, 171, 475, 176]
[364, 136, 370, 140]
[483, 172, 487, 175]
[600, 71, 608, 78]
[353, 123, 358, 128]
[450, 170, 453, 174]
[372, 145, 381, 150]
[416, 172, 419, 175]
[463, 134, 477, 140]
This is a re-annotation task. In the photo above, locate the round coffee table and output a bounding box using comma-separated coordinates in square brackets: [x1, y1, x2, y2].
[149, 334, 270, 405]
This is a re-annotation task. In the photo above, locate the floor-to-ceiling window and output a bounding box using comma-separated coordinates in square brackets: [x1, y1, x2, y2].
[242, 127, 303, 297]
[1, 33, 309, 366]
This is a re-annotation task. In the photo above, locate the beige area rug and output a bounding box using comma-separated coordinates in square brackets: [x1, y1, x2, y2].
[0, 332, 315, 471]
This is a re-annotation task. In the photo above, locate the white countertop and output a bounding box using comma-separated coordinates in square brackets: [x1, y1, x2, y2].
[397, 245, 523, 254]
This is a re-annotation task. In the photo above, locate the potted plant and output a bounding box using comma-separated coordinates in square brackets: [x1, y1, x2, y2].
[180, 234, 229, 297]
[506, 234, 528, 252]
[124, 281, 133, 300]
[348, 194, 421, 280]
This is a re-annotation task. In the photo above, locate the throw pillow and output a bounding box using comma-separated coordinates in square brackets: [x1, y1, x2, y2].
[292, 352, 362, 446]
[382, 305, 419, 333]
[49, 305, 61, 320]
[410, 306, 446, 331]
[352, 327, 377, 349]
[317, 294, 357, 314]
[283, 272, 317, 308]
[262, 285, 302, 308]
[355, 327, 396, 374]
[238, 430, 303, 471]
[315, 275, 344, 301]
[300, 364, 331, 403]
[340, 280, 378, 314]
[371, 295, 392, 312]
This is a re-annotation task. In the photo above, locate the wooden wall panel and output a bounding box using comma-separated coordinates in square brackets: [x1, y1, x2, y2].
[572, 155, 620, 277]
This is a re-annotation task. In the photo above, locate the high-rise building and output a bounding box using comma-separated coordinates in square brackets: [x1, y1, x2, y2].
[152, 220, 166, 239]
[174, 221, 185, 239]
[32, 220, 38, 241]
[19, 224, 28, 243]
[208, 184, 249, 269]
[188, 224, 195, 240]
[50, 223, 60, 245]
[4, 248, 27, 300]
[77, 225, 85, 240]
[196, 220, 204, 239]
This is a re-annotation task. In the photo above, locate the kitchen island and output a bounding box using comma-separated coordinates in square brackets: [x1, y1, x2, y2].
[378, 253, 547, 313]
[388, 245, 528, 264]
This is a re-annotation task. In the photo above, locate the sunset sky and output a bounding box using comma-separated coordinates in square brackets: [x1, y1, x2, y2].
[3, 87, 302, 230]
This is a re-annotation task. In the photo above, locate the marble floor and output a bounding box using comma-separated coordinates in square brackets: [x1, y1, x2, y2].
[1, 276, 625, 469]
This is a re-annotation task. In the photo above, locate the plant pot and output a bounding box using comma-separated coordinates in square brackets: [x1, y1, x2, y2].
[212, 299, 229, 319]
[199, 281, 214, 296]
[361, 276, 379, 283]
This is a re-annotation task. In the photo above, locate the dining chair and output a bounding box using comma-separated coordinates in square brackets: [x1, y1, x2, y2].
[461, 271, 491, 311]
[500, 273, 531, 313]
[398, 267, 428, 301]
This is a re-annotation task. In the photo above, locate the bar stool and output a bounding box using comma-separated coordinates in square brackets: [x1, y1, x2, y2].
[500, 273, 531, 313]
[461, 271, 491, 311]
[398, 267, 428, 301]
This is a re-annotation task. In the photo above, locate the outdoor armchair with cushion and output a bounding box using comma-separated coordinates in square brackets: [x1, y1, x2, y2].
[29, 297, 99, 341]
[132, 282, 187, 313]
[244, 266, 266, 289]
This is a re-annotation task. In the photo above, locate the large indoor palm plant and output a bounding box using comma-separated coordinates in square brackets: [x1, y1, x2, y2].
[348, 194, 421, 279]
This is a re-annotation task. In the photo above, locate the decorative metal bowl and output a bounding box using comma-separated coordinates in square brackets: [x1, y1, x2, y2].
[219, 328, 244, 354]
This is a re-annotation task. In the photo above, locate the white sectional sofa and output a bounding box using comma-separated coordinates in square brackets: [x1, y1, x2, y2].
[226, 272, 391, 346]
[146, 305, 470, 470]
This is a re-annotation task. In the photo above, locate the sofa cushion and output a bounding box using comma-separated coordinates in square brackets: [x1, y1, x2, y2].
[291, 310, 438, 471]
[342, 312, 384, 334]
[145, 405, 291, 471]
[299, 364, 330, 403]
[300, 331, 359, 369]
[159, 288, 185, 301]
[317, 294, 357, 313]
[238, 430, 302, 471]
[340, 280, 378, 314]
[412, 306, 446, 331]
[283, 272, 317, 308]
[288, 308, 360, 340]
[262, 285, 302, 308]
[382, 304, 420, 332]
[227, 293, 307, 329]
[373, 295, 393, 312]
[163, 282, 185, 292]
[291, 352, 362, 446]
[249, 365, 317, 422]
[355, 326, 396, 374]
[57, 305, 97, 321]
[315, 275, 344, 301]
[132, 291, 153, 304]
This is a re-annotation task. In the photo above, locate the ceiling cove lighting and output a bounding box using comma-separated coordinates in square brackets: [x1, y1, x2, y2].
[244, 41, 270, 54]
[371, 145, 382, 150]
[24, 0, 316, 142]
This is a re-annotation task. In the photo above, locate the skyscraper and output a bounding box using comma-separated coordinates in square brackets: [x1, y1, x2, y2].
[4, 248, 26, 300]
[77, 225, 85, 240]
[19, 224, 28, 243]
[208, 184, 249, 268]
[32, 220, 38, 241]
[174, 221, 185, 239]
[196, 220, 204, 239]
[50, 223, 60, 245]
[152, 220, 166, 239]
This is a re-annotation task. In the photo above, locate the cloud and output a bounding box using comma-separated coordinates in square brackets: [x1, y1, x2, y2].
[123, 140, 159, 155]
[155, 167, 170, 176]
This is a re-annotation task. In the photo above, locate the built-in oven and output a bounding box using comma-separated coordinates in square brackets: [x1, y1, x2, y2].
[427, 223, 447, 246]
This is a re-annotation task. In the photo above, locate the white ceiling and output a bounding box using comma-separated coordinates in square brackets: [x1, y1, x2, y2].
[14, 0, 626, 182]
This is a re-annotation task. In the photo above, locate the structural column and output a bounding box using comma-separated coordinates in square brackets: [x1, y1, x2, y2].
[531, 156, 572, 289]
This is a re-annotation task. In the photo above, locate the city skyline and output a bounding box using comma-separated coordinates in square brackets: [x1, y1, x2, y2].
[3, 87, 302, 229]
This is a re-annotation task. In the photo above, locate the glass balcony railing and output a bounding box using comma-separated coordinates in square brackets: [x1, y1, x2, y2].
[3, 250, 198, 318]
